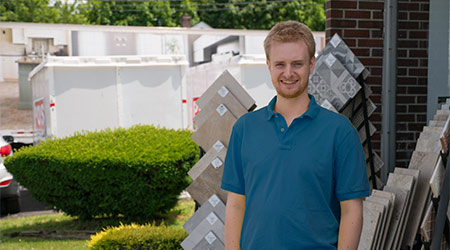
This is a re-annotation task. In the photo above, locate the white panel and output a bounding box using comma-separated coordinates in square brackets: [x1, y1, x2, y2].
[240, 64, 274, 109]
[136, 33, 162, 55]
[119, 65, 183, 129]
[244, 35, 266, 54]
[53, 67, 118, 137]
[23, 29, 68, 45]
[12, 28, 25, 44]
[76, 31, 107, 56]
[163, 34, 185, 55]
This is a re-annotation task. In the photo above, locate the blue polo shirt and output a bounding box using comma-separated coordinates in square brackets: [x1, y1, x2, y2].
[221, 95, 370, 250]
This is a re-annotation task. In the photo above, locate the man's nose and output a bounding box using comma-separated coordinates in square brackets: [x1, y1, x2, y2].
[284, 65, 293, 77]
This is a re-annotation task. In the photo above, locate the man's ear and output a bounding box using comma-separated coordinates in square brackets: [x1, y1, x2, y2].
[266, 58, 271, 71]
[310, 56, 316, 73]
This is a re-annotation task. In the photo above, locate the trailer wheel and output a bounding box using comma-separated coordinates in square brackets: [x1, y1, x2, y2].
[1, 197, 20, 215]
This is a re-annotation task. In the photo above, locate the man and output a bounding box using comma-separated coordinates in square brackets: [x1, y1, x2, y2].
[221, 21, 370, 250]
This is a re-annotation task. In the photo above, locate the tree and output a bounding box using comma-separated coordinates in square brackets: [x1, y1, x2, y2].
[0, 0, 86, 24]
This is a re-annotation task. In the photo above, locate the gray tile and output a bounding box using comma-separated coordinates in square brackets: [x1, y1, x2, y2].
[183, 194, 226, 234]
[192, 231, 225, 250]
[193, 89, 247, 128]
[340, 85, 372, 118]
[423, 126, 444, 134]
[181, 212, 225, 250]
[195, 70, 256, 111]
[320, 33, 370, 80]
[363, 147, 384, 175]
[362, 200, 385, 250]
[420, 203, 434, 242]
[357, 120, 376, 144]
[430, 156, 445, 198]
[366, 194, 393, 250]
[433, 113, 450, 121]
[429, 120, 446, 127]
[382, 186, 408, 250]
[188, 141, 227, 180]
[349, 98, 377, 129]
[308, 53, 361, 111]
[186, 163, 227, 206]
[191, 105, 237, 151]
[415, 137, 442, 153]
[358, 202, 381, 250]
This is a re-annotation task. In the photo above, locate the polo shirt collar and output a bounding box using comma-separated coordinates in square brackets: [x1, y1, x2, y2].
[265, 94, 320, 120]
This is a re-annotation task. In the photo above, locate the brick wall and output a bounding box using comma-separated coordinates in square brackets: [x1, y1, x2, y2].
[326, 0, 430, 168]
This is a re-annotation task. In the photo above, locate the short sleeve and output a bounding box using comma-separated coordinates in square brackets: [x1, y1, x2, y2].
[334, 127, 370, 202]
[221, 120, 246, 195]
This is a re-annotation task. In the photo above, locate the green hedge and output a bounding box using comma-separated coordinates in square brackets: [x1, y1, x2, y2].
[5, 125, 198, 220]
[87, 223, 187, 250]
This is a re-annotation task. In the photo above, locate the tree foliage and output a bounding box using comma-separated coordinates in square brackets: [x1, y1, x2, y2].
[0, 0, 325, 31]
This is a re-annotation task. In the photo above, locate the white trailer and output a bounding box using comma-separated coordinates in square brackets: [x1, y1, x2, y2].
[29, 55, 188, 143]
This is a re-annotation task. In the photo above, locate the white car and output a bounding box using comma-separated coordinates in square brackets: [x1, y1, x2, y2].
[0, 135, 20, 214]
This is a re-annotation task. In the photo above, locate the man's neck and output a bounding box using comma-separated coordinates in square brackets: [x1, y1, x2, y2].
[274, 93, 310, 127]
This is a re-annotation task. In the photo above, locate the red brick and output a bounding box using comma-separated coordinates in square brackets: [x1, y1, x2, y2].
[419, 40, 428, 48]
[344, 29, 370, 38]
[407, 86, 427, 94]
[398, 31, 407, 39]
[397, 96, 415, 104]
[396, 131, 415, 140]
[409, 68, 427, 76]
[358, 20, 383, 29]
[370, 67, 382, 75]
[329, 19, 357, 28]
[371, 30, 383, 38]
[360, 58, 383, 66]
[352, 48, 370, 57]
[398, 12, 408, 20]
[419, 22, 429, 30]
[328, 1, 357, 9]
[408, 105, 427, 113]
[326, 29, 343, 39]
[342, 39, 356, 46]
[398, 3, 420, 10]
[372, 11, 383, 19]
[399, 40, 418, 48]
[397, 77, 417, 85]
[417, 114, 427, 122]
[359, 1, 384, 10]
[418, 76, 427, 84]
[420, 3, 429, 11]
[397, 105, 407, 112]
[398, 59, 419, 67]
[410, 12, 429, 20]
[398, 49, 408, 57]
[399, 22, 419, 30]
[327, 9, 343, 18]
[397, 68, 408, 76]
[409, 31, 428, 39]
[417, 96, 427, 103]
[409, 49, 427, 57]
[358, 39, 383, 47]
[419, 59, 428, 67]
[344, 10, 371, 19]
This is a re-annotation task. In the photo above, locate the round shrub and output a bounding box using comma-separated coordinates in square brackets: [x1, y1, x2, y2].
[5, 125, 198, 220]
[87, 223, 187, 250]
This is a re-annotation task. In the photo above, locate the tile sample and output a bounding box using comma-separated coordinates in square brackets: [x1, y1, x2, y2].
[191, 105, 237, 151]
[420, 203, 434, 242]
[363, 200, 385, 250]
[366, 194, 393, 250]
[195, 70, 256, 111]
[183, 194, 226, 234]
[340, 85, 372, 118]
[186, 163, 227, 206]
[308, 53, 361, 111]
[430, 156, 445, 198]
[350, 98, 377, 129]
[358, 201, 381, 250]
[358, 120, 376, 144]
[192, 231, 225, 250]
[429, 120, 446, 127]
[382, 186, 408, 250]
[415, 137, 442, 153]
[386, 173, 415, 250]
[363, 147, 384, 174]
[194, 88, 247, 128]
[439, 116, 450, 153]
[181, 212, 225, 250]
[320, 33, 370, 80]
[188, 141, 227, 180]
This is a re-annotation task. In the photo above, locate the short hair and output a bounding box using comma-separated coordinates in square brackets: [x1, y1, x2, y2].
[264, 21, 316, 60]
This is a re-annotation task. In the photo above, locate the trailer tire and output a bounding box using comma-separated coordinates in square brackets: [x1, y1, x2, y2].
[1, 197, 20, 215]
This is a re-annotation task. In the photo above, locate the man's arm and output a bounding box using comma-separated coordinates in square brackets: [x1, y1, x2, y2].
[225, 191, 246, 250]
[337, 198, 363, 250]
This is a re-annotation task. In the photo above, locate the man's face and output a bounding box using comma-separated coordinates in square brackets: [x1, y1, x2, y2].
[266, 40, 315, 99]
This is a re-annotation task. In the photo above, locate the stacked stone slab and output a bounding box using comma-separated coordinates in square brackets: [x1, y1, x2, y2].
[309, 33, 384, 190]
[357, 107, 450, 250]
[182, 70, 256, 250]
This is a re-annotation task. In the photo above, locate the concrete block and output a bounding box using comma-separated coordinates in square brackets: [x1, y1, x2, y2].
[191, 105, 237, 151]
[183, 194, 226, 234]
[188, 141, 227, 180]
[429, 120, 446, 127]
[415, 137, 442, 153]
[196, 70, 256, 111]
[193, 88, 247, 128]
[363, 200, 385, 250]
[358, 201, 381, 250]
[186, 163, 227, 206]
[181, 212, 225, 250]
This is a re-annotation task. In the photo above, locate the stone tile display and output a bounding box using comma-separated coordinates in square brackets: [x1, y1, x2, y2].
[363, 200, 386, 250]
[358, 121, 376, 144]
[181, 212, 225, 250]
[192, 231, 225, 250]
[367, 192, 394, 250]
[308, 53, 361, 111]
[195, 70, 256, 111]
[430, 156, 445, 198]
[320, 33, 370, 80]
[383, 186, 408, 250]
[183, 194, 226, 234]
[429, 120, 446, 127]
[193, 89, 247, 128]
[188, 141, 227, 181]
[191, 105, 237, 151]
[186, 162, 228, 206]
[439, 116, 450, 153]
[358, 201, 381, 250]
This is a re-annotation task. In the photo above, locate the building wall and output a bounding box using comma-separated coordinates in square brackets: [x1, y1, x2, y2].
[326, 0, 429, 168]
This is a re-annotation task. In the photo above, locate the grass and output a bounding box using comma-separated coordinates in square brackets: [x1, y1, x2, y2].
[0, 199, 195, 250]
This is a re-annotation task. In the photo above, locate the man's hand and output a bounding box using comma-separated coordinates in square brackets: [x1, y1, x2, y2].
[338, 198, 363, 250]
[225, 192, 246, 250]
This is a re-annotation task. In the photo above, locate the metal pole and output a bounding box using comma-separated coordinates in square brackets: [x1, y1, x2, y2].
[381, 0, 398, 182]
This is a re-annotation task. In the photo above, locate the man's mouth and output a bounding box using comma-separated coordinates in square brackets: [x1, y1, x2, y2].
[281, 79, 298, 85]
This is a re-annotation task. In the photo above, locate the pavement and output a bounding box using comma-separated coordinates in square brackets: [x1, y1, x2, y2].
[0, 80, 33, 130]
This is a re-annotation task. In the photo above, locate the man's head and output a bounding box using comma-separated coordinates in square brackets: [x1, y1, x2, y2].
[264, 21, 316, 61]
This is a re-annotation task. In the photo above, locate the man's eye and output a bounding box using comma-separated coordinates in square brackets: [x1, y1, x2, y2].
[276, 64, 284, 67]
[294, 63, 303, 67]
